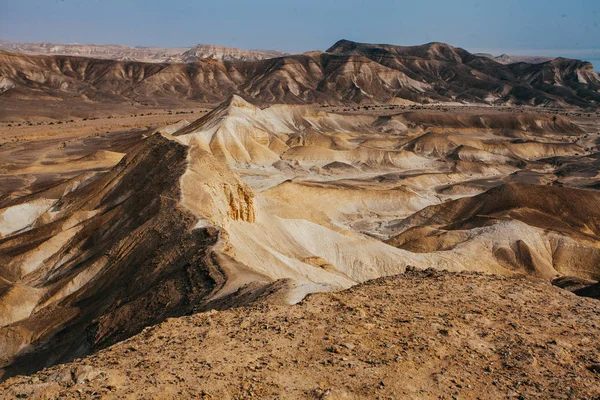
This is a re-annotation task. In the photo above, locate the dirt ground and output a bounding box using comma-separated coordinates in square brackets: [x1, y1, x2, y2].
[1, 270, 599, 400]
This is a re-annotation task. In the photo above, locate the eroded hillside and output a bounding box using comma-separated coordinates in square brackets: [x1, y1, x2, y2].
[0, 96, 599, 380]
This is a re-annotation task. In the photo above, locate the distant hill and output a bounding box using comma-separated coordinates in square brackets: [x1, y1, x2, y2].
[181, 44, 287, 62]
[0, 40, 286, 63]
[475, 53, 554, 64]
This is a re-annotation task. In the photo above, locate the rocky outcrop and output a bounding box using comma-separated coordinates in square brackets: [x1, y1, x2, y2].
[0, 132, 262, 379]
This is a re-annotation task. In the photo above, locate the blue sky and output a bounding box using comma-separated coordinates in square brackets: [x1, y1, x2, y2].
[0, 0, 599, 60]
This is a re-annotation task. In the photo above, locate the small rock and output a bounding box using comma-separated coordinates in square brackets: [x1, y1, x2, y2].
[325, 345, 341, 354]
[50, 369, 74, 384]
[588, 363, 600, 373]
[73, 365, 102, 384]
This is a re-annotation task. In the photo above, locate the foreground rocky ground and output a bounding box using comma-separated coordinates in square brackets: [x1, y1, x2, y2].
[2, 269, 599, 399]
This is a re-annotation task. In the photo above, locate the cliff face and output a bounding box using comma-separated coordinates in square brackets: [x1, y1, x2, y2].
[180, 145, 256, 224]
[1, 39, 599, 107]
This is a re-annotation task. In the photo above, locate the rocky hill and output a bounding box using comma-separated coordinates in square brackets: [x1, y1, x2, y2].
[181, 44, 287, 62]
[1, 270, 599, 399]
[0, 40, 599, 108]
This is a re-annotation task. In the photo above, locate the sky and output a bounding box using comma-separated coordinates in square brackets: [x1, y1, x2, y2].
[1, 0, 599, 61]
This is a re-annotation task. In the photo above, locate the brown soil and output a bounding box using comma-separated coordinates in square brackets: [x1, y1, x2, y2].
[1, 269, 599, 399]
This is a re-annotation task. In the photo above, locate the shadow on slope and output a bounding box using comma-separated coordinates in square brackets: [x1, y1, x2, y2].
[0, 133, 279, 380]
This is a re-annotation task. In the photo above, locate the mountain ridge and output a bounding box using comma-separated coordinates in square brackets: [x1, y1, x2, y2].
[0, 39, 599, 110]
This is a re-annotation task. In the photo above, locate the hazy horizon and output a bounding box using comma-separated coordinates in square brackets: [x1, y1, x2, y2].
[1, 0, 599, 71]
[1, 1, 598, 56]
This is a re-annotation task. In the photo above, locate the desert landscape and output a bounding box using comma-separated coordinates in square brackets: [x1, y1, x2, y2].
[0, 29, 600, 399]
